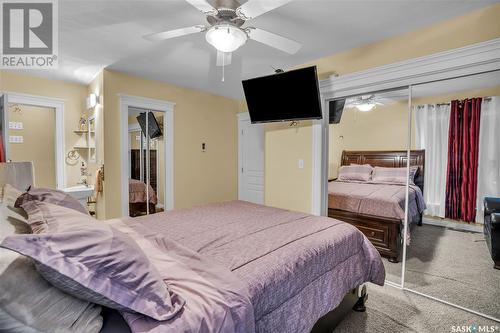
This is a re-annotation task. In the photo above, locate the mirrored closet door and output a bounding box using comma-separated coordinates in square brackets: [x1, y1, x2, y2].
[127, 107, 165, 217]
[406, 70, 500, 320]
[327, 87, 411, 285]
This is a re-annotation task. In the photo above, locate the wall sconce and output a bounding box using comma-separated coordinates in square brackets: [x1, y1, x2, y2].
[86, 93, 100, 109]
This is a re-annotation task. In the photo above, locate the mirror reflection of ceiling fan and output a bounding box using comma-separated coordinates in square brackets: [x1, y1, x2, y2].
[143, 0, 302, 66]
[345, 95, 385, 112]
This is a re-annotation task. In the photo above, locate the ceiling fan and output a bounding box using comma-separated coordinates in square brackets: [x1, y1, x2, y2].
[144, 0, 302, 66]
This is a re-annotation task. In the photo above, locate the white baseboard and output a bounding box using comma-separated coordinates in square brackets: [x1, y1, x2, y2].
[422, 216, 483, 233]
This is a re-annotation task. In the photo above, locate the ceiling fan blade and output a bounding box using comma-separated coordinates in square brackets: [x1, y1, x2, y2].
[184, 0, 217, 15]
[216, 51, 232, 66]
[144, 25, 205, 42]
[237, 0, 292, 20]
[247, 28, 301, 54]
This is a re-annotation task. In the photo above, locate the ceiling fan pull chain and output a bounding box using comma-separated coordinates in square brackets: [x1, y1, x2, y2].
[222, 52, 225, 82]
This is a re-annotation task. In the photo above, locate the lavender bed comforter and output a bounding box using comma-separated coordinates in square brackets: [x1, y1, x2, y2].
[328, 180, 426, 222]
[116, 201, 385, 333]
[116, 201, 385, 332]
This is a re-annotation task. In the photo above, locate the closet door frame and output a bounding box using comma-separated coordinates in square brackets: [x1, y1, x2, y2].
[316, 38, 500, 322]
[119, 94, 175, 217]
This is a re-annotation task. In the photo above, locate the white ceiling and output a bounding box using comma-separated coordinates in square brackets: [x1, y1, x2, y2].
[13, 0, 500, 99]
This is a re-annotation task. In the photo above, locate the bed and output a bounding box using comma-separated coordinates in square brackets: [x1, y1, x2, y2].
[1, 162, 385, 333]
[128, 178, 156, 216]
[328, 150, 425, 263]
[100, 200, 385, 333]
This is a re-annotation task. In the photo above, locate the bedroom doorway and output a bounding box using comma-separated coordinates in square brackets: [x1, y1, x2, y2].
[119, 95, 174, 217]
[238, 112, 264, 204]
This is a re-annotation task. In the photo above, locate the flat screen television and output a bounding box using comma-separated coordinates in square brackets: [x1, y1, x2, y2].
[242, 66, 322, 123]
[137, 112, 162, 139]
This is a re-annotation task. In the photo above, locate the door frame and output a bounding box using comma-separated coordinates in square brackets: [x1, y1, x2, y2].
[1, 91, 65, 189]
[237, 112, 264, 203]
[119, 94, 174, 217]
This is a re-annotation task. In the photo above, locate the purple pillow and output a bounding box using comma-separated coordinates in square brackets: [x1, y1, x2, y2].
[372, 166, 419, 185]
[337, 164, 373, 182]
[15, 187, 89, 215]
[0, 201, 185, 321]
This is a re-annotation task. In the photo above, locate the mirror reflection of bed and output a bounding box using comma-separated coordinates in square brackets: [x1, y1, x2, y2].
[127, 108, 165, 217]
[328, 149, 425, 260]
[327, 88, 414, 284]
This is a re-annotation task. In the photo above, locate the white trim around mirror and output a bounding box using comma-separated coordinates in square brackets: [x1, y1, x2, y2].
[119, 94, 175, 217]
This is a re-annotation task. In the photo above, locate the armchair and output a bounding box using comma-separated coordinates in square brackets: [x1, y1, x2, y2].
[484, 197, 500, 269]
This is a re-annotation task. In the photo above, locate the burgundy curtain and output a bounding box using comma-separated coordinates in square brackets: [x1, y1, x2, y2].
[445, 98, 481, 222]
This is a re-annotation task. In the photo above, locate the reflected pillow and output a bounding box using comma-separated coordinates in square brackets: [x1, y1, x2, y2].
[15, 186, 89, 217]
[1, 201, 185, 321]
[372, 166, 418, 185]
[337, 164, 373, 182]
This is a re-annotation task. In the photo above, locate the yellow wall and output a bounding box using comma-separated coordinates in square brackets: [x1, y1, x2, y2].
[102, 70, 239, 218]
[265, 121, 313, 213]
[7, 104, 56, 188]
[0, 71, 88, 188]
[329, 101, 409, 178]
[265, 3, 500, 213]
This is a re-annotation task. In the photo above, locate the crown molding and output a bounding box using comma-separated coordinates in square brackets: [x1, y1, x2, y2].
[319, 38, 500, 100]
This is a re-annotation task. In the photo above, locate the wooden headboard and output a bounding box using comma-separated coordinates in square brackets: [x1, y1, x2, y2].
[340, 150, 425, 193]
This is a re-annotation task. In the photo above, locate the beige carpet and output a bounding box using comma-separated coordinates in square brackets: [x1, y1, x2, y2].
[403, 224, 499, 319]
[335, 284, 500, 333]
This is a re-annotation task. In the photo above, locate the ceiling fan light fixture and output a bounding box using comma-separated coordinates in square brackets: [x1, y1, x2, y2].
[205, 24, 247, 53]
[356, 103, 376, 112]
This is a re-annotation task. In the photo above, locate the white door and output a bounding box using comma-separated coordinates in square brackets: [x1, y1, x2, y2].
[238, 113, 264, 204]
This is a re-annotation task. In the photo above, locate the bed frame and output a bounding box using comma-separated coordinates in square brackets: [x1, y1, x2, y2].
[129, 202, 156, 217]
[328, 150, 425, 263]
[100, 286, 368, 333]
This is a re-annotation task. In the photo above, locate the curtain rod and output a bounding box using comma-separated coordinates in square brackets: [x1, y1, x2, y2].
[415, 96, 493, 107]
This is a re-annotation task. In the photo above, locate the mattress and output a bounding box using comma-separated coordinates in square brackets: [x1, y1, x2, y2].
[328, 180, 426, 221]
[121, 201, 385, 333]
